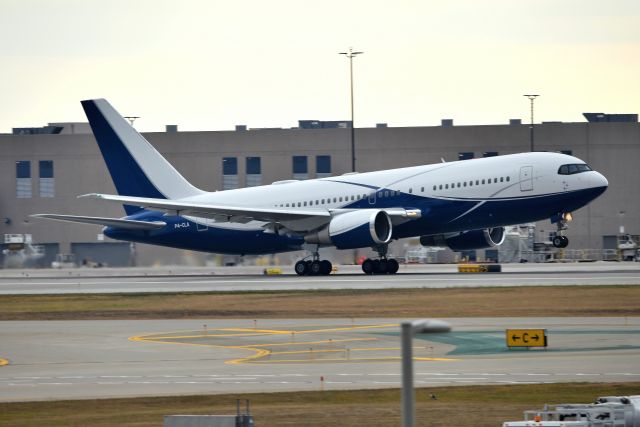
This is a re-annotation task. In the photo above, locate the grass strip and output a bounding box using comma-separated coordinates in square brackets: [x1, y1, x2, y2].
[0, 285, 639, 320]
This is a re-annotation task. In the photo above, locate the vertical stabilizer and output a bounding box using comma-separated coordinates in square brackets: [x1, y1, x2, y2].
[81, 99, 203, 214]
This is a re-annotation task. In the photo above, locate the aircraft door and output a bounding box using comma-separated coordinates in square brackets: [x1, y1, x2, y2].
[520, 166, 533, 191]
[368, 190, 376, 205]
[195, 218, 209, 231]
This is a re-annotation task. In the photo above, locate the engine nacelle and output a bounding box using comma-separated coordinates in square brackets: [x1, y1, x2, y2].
[305, 210, 393, 250]
[420, 227, 506, 251]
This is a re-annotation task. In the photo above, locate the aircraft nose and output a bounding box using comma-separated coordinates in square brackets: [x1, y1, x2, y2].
[592, 171, 608, 188]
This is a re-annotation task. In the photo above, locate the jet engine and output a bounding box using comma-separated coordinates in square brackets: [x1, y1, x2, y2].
[420, 227, 506, 251]
[305, 210, 392, 250]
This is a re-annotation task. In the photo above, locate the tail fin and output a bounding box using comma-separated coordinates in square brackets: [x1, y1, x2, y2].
[81, 99, 202, 215]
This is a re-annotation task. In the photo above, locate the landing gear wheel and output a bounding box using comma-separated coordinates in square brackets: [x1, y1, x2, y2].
[295, 260, 308, 276]
[320, 260, 332, 275]
[377, 259, 388, 274]
[387, 258, 399, 274]
[309, 260, 322, 276]
[552, 235, 569, 248]
[362, 259, 374, 275]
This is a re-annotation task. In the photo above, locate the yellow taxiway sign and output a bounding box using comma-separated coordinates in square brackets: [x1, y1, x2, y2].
[506, 329, 547, 347]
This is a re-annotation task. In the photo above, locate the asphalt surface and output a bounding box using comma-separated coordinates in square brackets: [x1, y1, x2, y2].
[1, 317, 639, 402]
[0, 262, 639, 294]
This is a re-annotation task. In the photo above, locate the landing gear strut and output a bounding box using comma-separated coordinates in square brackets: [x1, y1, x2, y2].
[552, 212, 571, 248]
[361, 245, 399, 275]
[295, 246, 332, 276]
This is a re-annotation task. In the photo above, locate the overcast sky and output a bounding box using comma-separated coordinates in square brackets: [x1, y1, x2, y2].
[1, 0, 639, 132]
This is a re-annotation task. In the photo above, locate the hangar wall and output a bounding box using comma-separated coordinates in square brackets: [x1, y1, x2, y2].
[0, 120, 637, 266]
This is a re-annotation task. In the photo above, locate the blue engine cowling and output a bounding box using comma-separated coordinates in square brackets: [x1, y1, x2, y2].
[420, 227, 506, 251]
[304, 210, 393, 250]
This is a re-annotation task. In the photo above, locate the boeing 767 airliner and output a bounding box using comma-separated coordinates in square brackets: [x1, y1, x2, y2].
[33, 99, 608, 275]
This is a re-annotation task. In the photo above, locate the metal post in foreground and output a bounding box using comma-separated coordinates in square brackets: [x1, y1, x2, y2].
[401, 319, 452, 427]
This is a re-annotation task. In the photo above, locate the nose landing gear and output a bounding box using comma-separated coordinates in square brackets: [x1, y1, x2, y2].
[552, 212, 571, 248]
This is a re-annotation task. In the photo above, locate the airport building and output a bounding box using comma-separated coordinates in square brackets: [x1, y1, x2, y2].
[0, 113, 638, 267]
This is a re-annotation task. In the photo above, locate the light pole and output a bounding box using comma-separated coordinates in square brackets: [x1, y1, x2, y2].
[523, 94, 539, 152]
[401, 319, 452, 427]
[339, 47, 364, 172]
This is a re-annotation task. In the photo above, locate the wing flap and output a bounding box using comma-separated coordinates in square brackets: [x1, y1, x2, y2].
[31, 214, 166, 230]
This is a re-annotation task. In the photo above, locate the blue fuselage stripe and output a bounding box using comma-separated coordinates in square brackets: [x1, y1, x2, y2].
[104, 186, 606, 255]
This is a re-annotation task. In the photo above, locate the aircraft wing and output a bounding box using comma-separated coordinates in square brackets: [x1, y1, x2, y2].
[78, 194, 421, 232]
[31, 214, 167, 230]
[79, 193, 332, 231]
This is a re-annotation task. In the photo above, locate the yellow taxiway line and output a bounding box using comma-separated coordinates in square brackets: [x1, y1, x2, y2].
[130, 323, 452, 365]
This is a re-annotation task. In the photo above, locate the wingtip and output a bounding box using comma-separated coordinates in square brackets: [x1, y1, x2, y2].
[78, 193, 101, 199]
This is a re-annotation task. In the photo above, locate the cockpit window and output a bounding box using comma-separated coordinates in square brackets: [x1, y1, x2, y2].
[558, 163, 592, 175]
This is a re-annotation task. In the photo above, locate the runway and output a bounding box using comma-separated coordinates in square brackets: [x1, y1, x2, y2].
[1, 317, 639, 402]
[0, 262, 639, 294]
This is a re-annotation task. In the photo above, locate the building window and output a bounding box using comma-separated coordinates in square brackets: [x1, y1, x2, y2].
[458, 152, 474, 161]
[483, 151, 498, 157]
[39, 160, 54, 197]
[222, 157, 238, 190]
[246, 157, 261, 187]
[292, 156, 308, 180]
[316, 155, 331, 178]
[16, 160, 32, 198]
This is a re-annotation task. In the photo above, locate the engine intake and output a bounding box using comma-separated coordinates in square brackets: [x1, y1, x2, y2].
[420, 227, 505, 251]
[305, 210, 392, 250]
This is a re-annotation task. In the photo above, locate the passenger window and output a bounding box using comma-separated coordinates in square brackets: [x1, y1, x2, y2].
[445, 184, 449, 189]
[463, 182, 467, 187]
[475, 180, 479, 185]
[494, 178, 498, 183]
[433, 185, 437, 191]
[298, 202, 301, 207]
[457, 183, 461, 188]
[409, 188, 413, 193]
[482, 179, 485, 184]
[421, 187, 424, 192]
[500, 177, 504, 182]
[304, 201, 307, 206]
[506, 176, 510, 182]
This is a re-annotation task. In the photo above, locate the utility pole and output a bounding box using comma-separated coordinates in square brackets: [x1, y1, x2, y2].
[339, 48, 364, 172]
[523, 95, 539, 152]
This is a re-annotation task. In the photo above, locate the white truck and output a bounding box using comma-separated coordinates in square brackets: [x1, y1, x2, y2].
[503, 396, 640, 427]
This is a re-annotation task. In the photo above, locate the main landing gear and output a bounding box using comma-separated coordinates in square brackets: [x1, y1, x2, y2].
[295, 246, 332, 276]
[361, 245, 399, 275]
[552, 212, 571, 248]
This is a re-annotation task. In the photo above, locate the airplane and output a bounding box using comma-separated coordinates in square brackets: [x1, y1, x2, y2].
[33, 99, 609, 276]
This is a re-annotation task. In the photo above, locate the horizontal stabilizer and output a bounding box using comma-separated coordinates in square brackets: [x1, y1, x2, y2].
[31, 214, 166, 230]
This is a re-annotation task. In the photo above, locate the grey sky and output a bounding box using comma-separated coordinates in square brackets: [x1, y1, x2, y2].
[1, 0, 639, 132]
